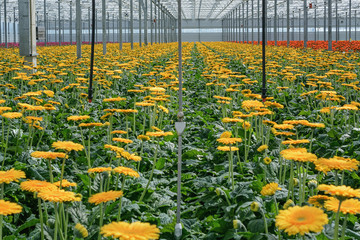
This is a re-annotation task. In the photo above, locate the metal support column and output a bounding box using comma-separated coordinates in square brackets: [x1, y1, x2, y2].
[315, 7, 317, 41]
[130, 0, 134, 49]
[304, 0, 308, 47]
[298, 9, 301, 41]
[58, 0, 61, 45]
[355, 10, 357, 41]
[335, 0, 338, 41]
[5, 0, 7, 48]
[328, 0, 332, 50]
[150, 0, 153, 44]
[175, 0, 185, 238]
[19, 0, 37, 68]
[119, 0, 122, 49]
[88, 8, 91, 42]
[324, 2, 326, 41]
[274, 0, 277, 45]
[102, 0, 106, 54]
[349, 0, 351, 40]
[242, 3, 244, 42]
[258, 0, 260, 44]
[44, 0, 47, 46]
[251, 0, 253, 43]
[162, 5, 165, 43]
[346, 12, 348, 40]
[144, 0, 148, 45]
[76, 0, 81, 58]
[70, 1, 73, 45]
[246, 0, 249, 42]
[139, 0, 142, 47]
[286, 0, 289, 46]
[13, 7, 16, 43]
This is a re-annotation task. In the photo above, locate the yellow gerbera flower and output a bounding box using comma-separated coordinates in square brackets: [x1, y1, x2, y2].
[257, 145, 268, 152]
[0, 200, 22, 216]
[113, 138, 133, 144]
[88, 167, 112, 173]
[52, 141, 84, 152]
[280, 148, 317, 163]
[275, 206, 328, 236]
[146, 131, 173, 137]
[217, 146, 239, 152]
[88, 191, 123, 205]
[111, 130, 127, 134]
[101, 221, 160, 240]
[0, 169, 26, 184]
[260, 182, 281, 196]
[325, 198, 360, 215]
[31, 151, 68, 160]
[53, 179, 77, 188]
[20, 180, 57, 193]
[38, 189, 81, 202]
[281, 139, 310, 145]
[318, 184, 360, 199]
[113, 167, 140, 178]
[67, 115, 90, 121]
[1, 112, 23, 119]
[216, 137, 242, 145]
[74, 223, 89, 238]
[137, 135, 150, 141]
[308, 195, 332, 207]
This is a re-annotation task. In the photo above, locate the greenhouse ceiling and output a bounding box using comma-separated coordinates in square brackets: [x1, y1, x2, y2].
[0, 0, 359, 21]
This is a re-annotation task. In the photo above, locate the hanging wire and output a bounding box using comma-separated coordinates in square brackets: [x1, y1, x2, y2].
[88, 0, 96, 103]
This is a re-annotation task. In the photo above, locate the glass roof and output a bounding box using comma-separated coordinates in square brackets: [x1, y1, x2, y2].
[0, 0, 358, 21]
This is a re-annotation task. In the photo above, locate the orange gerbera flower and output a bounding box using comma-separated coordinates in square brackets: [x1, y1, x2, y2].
[88, 191, 123, 205]
[113, 167, 140, 178]
[276, 206, 328, 236]
[0, 169, 26, 184]
[52, 141, 84, 152]
[38, 189, 81, 202]
[31, 151, 68, 160]
[20, 180, 58, 193]
[0, 200, 22, 215]
[101, 221, 160, 240]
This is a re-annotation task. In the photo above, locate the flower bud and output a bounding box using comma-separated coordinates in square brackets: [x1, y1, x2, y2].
[293, 178, 299, 186]
[308, 180, 318, 188]
[263, 157, 272, 165]
[215, 188, 222, 196]
[250, 201, 260, 212]
[283, 199, 295, 209]
[233, 219, 240, 229]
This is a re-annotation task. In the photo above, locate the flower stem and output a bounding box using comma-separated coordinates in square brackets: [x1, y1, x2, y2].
[98, 203, 104, 240]
[48, 159, 54, 183]
[260, 209, 268, 235]
[1, 122, 10, 170]
[117, 176, 126, 221]
[341, 214, 348, 240]
[38, 197, 44, 240]
[139, 141, 159, 202]
[59, 157, 66, 189]
[333, 200, 343, 240]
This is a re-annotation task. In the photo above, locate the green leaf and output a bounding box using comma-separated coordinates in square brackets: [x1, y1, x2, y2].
[155, 157, 166, 170]
[14, 218, 39, 235]
[248, 219, 265, 233]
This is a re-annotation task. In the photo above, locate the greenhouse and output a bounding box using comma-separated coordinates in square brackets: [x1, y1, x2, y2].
[0, 0, 360, 239]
